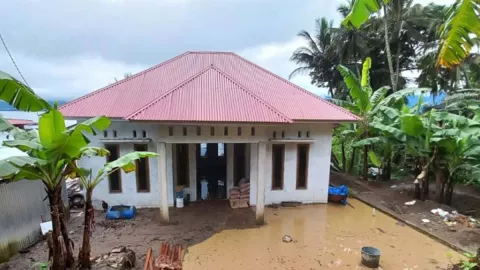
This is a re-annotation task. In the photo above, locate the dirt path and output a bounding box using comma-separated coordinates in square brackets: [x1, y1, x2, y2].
[330, 172, 480, 253]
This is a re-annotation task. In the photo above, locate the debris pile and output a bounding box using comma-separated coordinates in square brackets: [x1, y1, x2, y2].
[431, 208, 480, 228]
[144, 242, 185, 270]
[92, 246, 136, 269]
[228, 178, 250, 209]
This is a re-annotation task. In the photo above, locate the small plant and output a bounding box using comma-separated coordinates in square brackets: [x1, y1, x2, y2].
[32, 261, 51, 270]
[460, 252, 479, 270]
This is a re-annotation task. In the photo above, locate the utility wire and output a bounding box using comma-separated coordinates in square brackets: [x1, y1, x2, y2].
[0, 33, 29, 86]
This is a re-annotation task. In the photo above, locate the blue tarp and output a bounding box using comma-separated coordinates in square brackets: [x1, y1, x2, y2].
[328, 185, 349, 205]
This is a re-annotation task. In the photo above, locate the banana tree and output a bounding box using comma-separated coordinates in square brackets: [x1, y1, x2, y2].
[74, 150, 157, 269]
[0, 110, 110, 269]
[437, 0, 480, 67]
[334, 57, 390, 180]
[0, 71, 112, 270]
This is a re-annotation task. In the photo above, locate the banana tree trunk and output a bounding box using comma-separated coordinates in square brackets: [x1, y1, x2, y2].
[434, 169, 445, 203]
[341, 141, 346, 172]
[382, 5, 396, 92]
[79, 187, 95, 269]
[48, 183, 75, 270]
[363, 145, 368, 181]
[349, 148, 357, 174]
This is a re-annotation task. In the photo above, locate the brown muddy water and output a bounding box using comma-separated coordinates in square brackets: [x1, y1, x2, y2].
[183, 199, 462, 269]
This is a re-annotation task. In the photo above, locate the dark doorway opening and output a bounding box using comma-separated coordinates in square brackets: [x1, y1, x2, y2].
[196, 143, 227, 200]
[234, 143, 247, 186]
[175, 144, 189, 187]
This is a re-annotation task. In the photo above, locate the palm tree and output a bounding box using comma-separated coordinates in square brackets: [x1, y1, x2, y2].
[290, 17, 341, 97]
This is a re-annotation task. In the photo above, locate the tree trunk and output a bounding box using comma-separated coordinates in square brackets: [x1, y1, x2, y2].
[444, 179, 454, 205]
[349, 148, 357, 174]
[382, 5, 396, 92]
[434, 168, 444, 203]
[79, 188, 94, 269]
[363, 145, 368, 181]
[48, 183, 75, 270]
[341, 141, 346, 172]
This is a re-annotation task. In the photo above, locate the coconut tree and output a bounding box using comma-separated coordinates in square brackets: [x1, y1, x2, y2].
[289, 17, 343, 97]
[75, 150, 157, 269]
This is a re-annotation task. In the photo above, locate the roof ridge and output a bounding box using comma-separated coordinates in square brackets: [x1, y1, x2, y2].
[231, 53, 361, 121]
[59, 52, 191, 111]
[209, 66, 292, 123]
[126, 65, 215, 119]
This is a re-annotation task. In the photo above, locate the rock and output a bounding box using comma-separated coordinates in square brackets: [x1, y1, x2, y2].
[111, 246, 127, 253]
[282, 235, 293, 243]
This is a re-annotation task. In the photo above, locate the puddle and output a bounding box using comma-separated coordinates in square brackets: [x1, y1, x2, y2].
[183, 199, 461, 269]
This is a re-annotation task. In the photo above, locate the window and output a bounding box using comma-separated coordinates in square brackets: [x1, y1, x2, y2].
[133, 130, 137, 138]
[134, 144, 150, 192]
[183, 127, 187, 136]
[272, 144, 285, 190]
[103, 131, 108, 138]
[281, 131, 285, 138]
[224, 127, 228, 136]
[196, 127, 201, 136]
[251, 127, 255, 136]
[106, 144, 121, 193]
[210, 127, 215, 136]
[142, 130, 147, 138]
[113, 130, 117, 138]
[169, 127, 174, 136]
[272, 131, 277, 138]
[218, 143, 225, 156]
[298, 131, 302, 138]
[200, 143, 207, 157]
[306, 131, 310, 138]
[237, 127, 242, 136]
[296, 144, 309, 189]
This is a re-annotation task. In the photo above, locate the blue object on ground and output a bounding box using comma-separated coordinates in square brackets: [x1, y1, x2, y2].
[361, 246, 381, 268]
[328, 185, 349, 205]
[106, 205, 136, 219]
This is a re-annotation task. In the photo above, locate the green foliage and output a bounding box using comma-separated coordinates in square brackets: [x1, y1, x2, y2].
[342, 0, 390, 29]
[0, 71, 51, 112]
[437, 0, 480, 67]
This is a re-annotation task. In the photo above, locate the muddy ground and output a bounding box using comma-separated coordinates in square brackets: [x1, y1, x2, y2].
[330, 171, 480, 253]
[2, 201, 257, 270]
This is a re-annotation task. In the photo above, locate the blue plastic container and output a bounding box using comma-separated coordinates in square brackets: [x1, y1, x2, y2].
[106, 205, 136, 220]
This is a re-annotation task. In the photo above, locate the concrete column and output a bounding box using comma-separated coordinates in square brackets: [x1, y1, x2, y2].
[256, 142, 266, 225]
[156, 142, 169, 224]
[227, 143, 234, 190]
[188, 143, 197, 201]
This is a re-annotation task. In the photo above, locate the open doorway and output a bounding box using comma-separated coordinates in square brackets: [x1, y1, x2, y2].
[234, 143, 247, 186]
[196, 143, 227, 200]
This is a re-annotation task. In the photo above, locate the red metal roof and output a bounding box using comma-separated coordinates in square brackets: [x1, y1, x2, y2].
[60, 52, 359, 123]
[7, 119, 36, 126]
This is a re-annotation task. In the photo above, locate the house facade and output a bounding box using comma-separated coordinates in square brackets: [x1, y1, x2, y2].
[59, 52, 358, 224]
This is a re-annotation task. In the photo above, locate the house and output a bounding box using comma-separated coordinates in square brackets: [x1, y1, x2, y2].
[0, 118, 36, 142]
[59, 51, 358, 224]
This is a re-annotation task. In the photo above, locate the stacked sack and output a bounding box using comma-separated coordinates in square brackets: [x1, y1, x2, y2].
[238, 178, 250, 202]
[228, 178, 250, 209]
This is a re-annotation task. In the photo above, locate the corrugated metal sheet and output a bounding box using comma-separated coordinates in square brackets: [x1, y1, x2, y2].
[6, 119, 36, 126]
[128, 66, 291, 122]
[59, 51, 359, 122]
[0, 180, 50, 262]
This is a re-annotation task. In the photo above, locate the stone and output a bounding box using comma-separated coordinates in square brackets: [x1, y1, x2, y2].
[111, 246, 127, 253]
[282, 235, 293, 243]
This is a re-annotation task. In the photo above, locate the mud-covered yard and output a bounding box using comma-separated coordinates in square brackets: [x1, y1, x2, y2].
[330, 171, 480, 253]
[2, 201, 257, 270]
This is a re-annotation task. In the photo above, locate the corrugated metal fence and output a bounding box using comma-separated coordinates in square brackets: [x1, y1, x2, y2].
[0, 180, 51, 263]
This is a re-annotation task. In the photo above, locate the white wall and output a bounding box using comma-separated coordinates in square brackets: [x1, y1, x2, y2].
[76, 120, 333, 208]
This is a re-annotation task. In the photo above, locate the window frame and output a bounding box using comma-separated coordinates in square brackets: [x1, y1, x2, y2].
[106, 144, 122, 193]
[271, 144, 285, 190]
[134, 144, 150, 193]
[296, 144, 310, 190]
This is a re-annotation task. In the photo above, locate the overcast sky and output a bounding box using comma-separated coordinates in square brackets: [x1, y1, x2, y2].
[0, 0, 454, 101]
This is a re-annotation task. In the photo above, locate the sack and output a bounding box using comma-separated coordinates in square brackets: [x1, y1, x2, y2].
[240, 187, 250, 194]
[240, 195, 250, 200]
[239, 183, 250, 190]
[229, 194, 240, 200]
